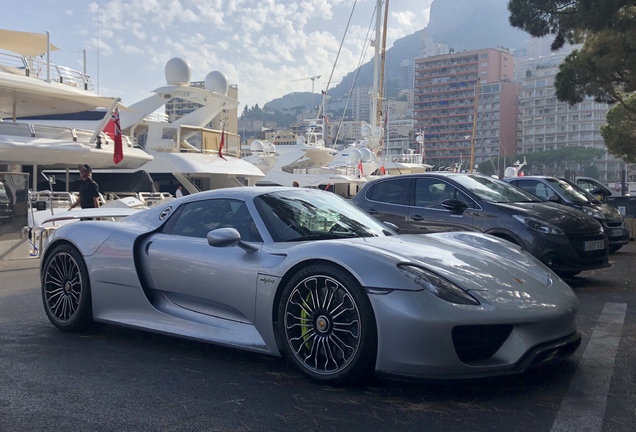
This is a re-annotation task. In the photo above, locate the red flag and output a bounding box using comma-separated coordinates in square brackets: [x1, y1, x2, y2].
[110, 108, 123, 164]
[358, 160, 364, 176]
[379, 164, 386, 175]
[218, 129, 226, 160]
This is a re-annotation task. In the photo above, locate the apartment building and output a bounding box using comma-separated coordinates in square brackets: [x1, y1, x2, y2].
[414, 48, 519, 170]
[351, 86, 372, 123]
[517, 55, 633, 183]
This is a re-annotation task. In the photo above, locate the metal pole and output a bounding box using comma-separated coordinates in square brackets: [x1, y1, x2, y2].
[470, 80, 481, 173]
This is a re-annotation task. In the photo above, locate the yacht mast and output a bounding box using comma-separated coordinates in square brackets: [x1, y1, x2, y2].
[371, 0, 385, 148]
[377, 0, 389, 133]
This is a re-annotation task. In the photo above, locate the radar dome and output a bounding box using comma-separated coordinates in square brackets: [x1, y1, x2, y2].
[348, 147, 362, 163]
[263, 143, 276, 154]
[165, 58, 192, 85]
[250, 140, 264, 152]
[205, 71, 229, 95]
[359, 146, 373, 162]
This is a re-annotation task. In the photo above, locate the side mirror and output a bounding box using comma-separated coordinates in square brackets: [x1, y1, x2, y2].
[207, 228, 258, 252]
[546, 194, 560, 203]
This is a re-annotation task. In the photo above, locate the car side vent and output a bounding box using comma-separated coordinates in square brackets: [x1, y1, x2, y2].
[159, 207, 173, 220]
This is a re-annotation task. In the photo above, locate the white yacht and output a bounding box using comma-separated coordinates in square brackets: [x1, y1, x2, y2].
[0, 29, 154, 182]
[244, 118, 367, 197]
[32, 56, 265, 194]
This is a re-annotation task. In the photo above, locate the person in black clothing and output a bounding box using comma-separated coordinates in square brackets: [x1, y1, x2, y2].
[69, 164, 100, 210]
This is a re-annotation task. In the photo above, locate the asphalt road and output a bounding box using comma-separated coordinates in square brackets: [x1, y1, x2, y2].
[0, 242, 635, 432]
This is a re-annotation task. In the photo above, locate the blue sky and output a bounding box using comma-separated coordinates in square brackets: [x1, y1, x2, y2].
[1, 0, 431, 109]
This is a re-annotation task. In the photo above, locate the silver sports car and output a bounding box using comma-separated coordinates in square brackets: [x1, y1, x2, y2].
[41, 187, 581, 385]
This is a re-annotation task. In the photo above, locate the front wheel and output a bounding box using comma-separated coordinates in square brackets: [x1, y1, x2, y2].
[41, 244, 94, 332]
[277, 264, 377, 385]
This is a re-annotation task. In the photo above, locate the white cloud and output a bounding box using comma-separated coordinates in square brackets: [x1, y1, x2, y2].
[3, 0, 431, 108]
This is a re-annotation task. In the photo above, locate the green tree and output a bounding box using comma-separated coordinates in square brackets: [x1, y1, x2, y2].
[601, 93, 636, 162]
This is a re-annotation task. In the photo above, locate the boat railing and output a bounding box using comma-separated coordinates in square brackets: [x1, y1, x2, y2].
[138, 192, 174, 206]
[293, 165, 358, 176]
[29, 190, 76, 210]
[0, 52, 92, 90]
[378, 153, 426, 164]
[0, 121, 138, 149]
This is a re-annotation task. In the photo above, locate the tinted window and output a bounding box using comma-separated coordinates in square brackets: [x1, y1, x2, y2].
[254, 190, 390, 242]
[414, 178, 473, 209]
[514, 180, 552, 199]
[172, 199, 262, 241]
[546, 178, 590, 204]
[452, 175, 538, 203]
[368, 178, 410, 205]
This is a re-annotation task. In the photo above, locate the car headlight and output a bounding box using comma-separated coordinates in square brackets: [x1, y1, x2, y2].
[582, 207, 604, 220]
[512, 214, 565, 235]
[398, 265, 480, 305]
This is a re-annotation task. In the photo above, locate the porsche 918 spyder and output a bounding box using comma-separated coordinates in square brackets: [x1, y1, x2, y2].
[41, 187, 581, 385]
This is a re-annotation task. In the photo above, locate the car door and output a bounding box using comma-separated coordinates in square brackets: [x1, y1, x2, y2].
[407, 177, 477, 233]
[356, 177, 412, 230]
[144, 198, 262, 324]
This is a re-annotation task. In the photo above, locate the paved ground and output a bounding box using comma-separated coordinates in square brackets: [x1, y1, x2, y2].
[0, 242, 634, 431]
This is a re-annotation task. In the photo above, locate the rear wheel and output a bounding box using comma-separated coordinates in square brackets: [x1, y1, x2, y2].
[41, 244, 94, 332]
[277, 264, 377, 385]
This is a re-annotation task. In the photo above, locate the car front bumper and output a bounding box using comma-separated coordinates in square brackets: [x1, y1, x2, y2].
[367, 284, 580, 379]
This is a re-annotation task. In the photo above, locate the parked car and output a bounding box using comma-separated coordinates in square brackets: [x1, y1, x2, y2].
[574, 176, 620, 199]
[575, 176, 636, 198]
[41, 187, 582, 385]
[351, 173, 609, 277]
[504, 176, 629, 253]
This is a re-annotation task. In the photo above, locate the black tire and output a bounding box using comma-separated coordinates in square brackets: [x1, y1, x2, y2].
[41, 244, 94, 332]
[277, 264, 377, 385]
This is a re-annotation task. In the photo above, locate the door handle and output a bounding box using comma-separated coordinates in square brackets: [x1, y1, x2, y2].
[410, 215, 424, 221]
[367, 209, 377, 215]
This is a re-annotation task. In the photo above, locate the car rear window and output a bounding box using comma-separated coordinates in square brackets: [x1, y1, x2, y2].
[368, 178, 410, 205]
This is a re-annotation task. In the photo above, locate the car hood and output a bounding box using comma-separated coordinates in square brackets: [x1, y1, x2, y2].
[331, 231, 573, 306]
[593, 203, 623, 221]
[492, 201, 601, 233]
[344, 232, 577, 312]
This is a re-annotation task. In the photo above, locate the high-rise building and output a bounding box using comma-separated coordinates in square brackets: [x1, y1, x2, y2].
[351, 86, 372, 123]
[516, 55, 633, 183]
[414, 48, 519, 170]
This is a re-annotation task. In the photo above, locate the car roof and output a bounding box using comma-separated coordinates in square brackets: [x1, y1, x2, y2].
[505, 176, 559, 181]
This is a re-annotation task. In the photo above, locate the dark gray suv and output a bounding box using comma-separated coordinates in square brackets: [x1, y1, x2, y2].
[504, 176, 629, 252]
[352, 173, 610, 277]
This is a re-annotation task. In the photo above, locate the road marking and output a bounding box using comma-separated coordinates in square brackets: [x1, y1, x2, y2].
[551, 302, 627, 432]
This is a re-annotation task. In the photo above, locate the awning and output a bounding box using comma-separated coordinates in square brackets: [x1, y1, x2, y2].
[0, 29, 60, 56]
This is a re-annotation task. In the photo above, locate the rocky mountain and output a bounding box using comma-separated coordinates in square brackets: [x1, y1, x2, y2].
[263, 0, 530, 112]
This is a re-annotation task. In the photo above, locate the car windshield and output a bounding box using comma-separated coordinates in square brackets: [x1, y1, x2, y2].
[547, 178, 594, 204]
[254, 190, 394, 242]
[452, 175, 539, 203]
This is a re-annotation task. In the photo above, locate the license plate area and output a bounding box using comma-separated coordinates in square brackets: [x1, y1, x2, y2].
[611, 229, 624, 237]
[584, 240, 605, 251]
